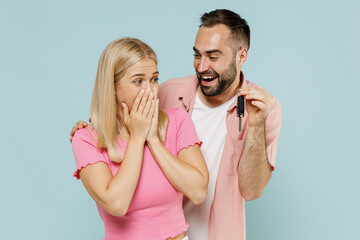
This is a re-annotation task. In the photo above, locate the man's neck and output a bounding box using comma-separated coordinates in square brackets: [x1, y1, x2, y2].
[197, 76, 242, 108]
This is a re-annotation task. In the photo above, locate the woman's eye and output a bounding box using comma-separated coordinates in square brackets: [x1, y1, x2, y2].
[134, 80, 142, 84]
[151, 77, 159, 82]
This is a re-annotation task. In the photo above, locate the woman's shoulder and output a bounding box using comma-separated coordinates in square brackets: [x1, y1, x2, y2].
[72, 127, 97, 145]
[164, 108, 192, 132]
[164, 107, 189, 119]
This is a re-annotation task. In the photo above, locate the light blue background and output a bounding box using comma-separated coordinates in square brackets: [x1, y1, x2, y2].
[1, 0, 359, 239]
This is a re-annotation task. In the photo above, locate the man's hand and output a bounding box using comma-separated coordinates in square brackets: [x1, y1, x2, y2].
[70, 120, 89, 143]
[237, 87, 273, 200]
[239, 87, 272, 127]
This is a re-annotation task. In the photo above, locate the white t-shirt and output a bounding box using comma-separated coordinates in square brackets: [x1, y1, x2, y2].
[184, 93, 237, 240]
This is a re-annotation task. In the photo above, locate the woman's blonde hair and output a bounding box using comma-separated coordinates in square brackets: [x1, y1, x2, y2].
[91, 37, 168, 163]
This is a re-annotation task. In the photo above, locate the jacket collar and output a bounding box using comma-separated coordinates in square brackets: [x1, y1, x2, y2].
[179, 75, 199, 112]
[227, 71, 247, 112]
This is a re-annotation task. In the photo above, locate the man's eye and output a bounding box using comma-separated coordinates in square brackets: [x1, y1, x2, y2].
[134, 80, 142, 84]
[209, 56, 218, 60]
[193, 53, 201, 59]
[151, 77, 159, 82]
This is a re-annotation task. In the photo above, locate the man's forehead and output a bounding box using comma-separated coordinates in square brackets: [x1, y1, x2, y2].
[194, 25, 231, 51]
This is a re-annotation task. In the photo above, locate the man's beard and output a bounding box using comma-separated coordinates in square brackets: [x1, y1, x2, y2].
[197, 56, 237, 97]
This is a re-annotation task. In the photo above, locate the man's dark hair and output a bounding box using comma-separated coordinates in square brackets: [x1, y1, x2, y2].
[200, 9, 250, 51]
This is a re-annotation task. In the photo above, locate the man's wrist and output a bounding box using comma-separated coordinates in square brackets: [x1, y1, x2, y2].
[248, 120, 266, 129]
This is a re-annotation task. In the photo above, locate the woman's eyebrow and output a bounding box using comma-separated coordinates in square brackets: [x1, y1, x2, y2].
[131, 74, 145, 77]
[130, 71, 159, 78]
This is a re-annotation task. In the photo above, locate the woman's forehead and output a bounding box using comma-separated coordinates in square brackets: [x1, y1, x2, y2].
[125, 58, 158, 77]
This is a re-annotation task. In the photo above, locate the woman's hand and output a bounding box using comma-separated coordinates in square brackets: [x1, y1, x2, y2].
[122, 89, 156, 141]
[146, 87, 160, 143]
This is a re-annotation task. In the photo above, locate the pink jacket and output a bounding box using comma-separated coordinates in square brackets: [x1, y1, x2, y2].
[159, 72, 282, 240]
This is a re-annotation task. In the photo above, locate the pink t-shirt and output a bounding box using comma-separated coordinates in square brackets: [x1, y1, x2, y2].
[72, 108, 201, 240]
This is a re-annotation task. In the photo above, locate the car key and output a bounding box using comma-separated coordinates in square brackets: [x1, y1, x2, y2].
[237, 95, 244, 131]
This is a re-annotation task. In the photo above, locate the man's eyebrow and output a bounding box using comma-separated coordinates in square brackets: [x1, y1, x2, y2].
[192, 47, 223, 55]
[205, 49, 223, 55]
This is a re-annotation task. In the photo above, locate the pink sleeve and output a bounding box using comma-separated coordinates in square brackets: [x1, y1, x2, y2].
[71, 128, 108, 179]
[265, 96, 282, 171]
[174, 108, 202, 155]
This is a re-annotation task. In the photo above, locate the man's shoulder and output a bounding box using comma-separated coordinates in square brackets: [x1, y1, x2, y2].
[158, 75, 197, 110]
[159, 75, 197, 91]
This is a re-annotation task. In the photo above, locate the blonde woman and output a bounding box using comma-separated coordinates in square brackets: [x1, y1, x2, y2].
[71, 38, 209, 240]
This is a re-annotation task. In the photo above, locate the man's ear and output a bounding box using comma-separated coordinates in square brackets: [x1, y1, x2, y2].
[237, 48, 248, 67]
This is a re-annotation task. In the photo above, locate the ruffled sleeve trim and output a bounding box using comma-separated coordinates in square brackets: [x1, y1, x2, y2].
[73, 160, 107, 180]
[176, 140, 203, 156]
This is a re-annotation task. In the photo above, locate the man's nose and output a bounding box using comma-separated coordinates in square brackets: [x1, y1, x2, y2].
[197, 58, 210, 73]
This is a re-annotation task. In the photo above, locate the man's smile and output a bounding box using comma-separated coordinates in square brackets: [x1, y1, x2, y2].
[199, 73, 219, 85]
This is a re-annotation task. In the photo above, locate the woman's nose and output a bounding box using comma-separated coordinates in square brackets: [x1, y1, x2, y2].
[142, 86, 151, 92]
[141, 85, 152, 95]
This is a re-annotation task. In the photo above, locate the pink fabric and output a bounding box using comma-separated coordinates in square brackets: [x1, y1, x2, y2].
[72, 108, 201, 240]
[159, 72, 282, 240]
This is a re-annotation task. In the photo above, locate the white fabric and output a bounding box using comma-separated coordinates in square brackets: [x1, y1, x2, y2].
[184, 92, 237, 240]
